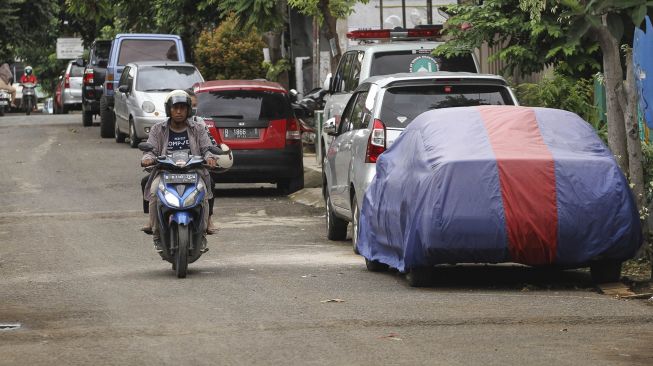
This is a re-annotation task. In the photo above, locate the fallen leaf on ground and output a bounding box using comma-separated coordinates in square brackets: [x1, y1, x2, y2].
[320, 298, 345, 303]
[379, 333, 402, 341]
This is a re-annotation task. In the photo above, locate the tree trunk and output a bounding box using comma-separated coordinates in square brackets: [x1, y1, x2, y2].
[595, 26, 629, 173]
[318, 0, 341, 72]
[621, 50, 645, 211]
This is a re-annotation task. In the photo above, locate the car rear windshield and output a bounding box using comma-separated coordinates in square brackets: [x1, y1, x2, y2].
[70, 64, 84, 77]
[380, 84, 514, 128]
[136, 66, 203, 92]
[197, 90, 289, 121]
[117, 40, 179, 66]
[370, 51, 477, 76]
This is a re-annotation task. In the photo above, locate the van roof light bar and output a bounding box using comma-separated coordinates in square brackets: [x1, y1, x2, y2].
[347, 26, 443, 41]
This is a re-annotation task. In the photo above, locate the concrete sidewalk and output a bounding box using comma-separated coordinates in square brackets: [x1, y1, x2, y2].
[289, 153, 324, 208]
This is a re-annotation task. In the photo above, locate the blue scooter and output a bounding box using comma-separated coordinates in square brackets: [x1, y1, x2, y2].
[139, 142, 225, 278]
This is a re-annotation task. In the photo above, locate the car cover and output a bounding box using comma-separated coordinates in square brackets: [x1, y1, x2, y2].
[357, 106, 642, 272]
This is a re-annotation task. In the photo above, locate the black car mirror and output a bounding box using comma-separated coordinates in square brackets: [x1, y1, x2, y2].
[118, 85, 129, 93]
[138, 142, 154, 152]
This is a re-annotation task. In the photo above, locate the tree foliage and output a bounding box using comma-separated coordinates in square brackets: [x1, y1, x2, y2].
[193, 15, 266, 80]
[218, 0, 285, 32]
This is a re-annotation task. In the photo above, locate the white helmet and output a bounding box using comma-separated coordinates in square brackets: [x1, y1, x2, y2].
[213, 143, 234, 172]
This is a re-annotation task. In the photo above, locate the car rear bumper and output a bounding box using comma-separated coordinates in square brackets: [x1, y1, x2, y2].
[212, 145, 303, 183]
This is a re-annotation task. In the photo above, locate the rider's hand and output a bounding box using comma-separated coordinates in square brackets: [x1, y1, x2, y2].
[206, 157, 217, 168]
[141, 158, 155, 167]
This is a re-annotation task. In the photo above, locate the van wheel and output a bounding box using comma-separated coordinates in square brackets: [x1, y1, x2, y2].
[325, 190, 347, 240]
[100, 97, 114, 138]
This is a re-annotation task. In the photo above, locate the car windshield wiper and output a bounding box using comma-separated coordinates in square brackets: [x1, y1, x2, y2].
[211, 114, 244, 119]
[143, 88, 174, 92]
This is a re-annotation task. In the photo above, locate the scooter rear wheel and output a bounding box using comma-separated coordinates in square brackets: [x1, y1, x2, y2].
[172, 223, 189, 278]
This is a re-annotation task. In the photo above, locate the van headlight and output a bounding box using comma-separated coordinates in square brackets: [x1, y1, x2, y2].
[142, 101, 156, 113]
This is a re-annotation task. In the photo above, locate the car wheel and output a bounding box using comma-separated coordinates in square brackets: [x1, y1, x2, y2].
[99, 97, 114, 138]
[277, 176, 304, 195]
[351, 194, 361, 254]
[590, 260, 622, 284]
[115, 117, 126, 143]
[129, 119, 140, 148]
[82, 110, 93, 126]
[325, 189, 347, 240]
[365, 258, 388, 272]
[406, 267, 430, 287]
[62, 104, 68, 114]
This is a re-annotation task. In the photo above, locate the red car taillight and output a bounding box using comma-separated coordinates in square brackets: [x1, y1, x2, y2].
[365, 119, 386, 163]
[83, 69, 94, 85]
[286, 117, 301, 143]
[64, 74, 70, 89]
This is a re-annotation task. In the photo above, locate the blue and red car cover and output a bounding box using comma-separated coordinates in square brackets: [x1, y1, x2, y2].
[357, 106, 642, 272]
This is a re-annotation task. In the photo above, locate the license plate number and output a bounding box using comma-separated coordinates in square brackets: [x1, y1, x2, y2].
[0, 101, 7, 106]
[224, 128, 259, 139]
[163, 173, 196, 184]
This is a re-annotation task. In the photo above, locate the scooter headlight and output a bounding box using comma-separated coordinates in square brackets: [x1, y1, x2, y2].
[183, 190, 199, 207]
[163, 191, 180, 208]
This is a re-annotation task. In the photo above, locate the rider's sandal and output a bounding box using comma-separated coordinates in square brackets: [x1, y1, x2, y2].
[141, 226, 153, 235]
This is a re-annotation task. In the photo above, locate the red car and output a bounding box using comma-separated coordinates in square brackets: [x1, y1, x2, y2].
[194, 80, 304, 193]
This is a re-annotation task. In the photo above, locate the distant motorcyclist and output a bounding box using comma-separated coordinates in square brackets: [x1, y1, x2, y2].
[0, 62, 17, 108]
[20, 66, 37, 84]
[140, 90, 217, 251]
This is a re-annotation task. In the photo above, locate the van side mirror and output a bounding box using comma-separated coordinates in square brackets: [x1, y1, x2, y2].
[323, 73, 332, 94]
[323, 117, 337, 136]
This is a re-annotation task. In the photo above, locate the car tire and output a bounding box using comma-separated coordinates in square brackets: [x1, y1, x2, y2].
[406, 267, 430, 287]
[351, 194, 361, 254]
[277, 176, 304, 195]
[365, 258, 388, 272]
[82, 110, 93, 126]
[590, 260, 622, 284]
[325, 189, 347, 240]
[100, 97, 114, 138]
[129, 119, 140, 148]
[115, 118, 127, 143]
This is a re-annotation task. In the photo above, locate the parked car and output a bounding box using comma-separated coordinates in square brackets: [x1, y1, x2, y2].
[81, 39, 111, 126]
[54, 60, 84, 114]
[320, 27, 480, 166]
[113, 61, 204, 147]
[322, 72, 518, 252]
[100, 33, 186, 138]
[356, 106, 642, 286]
[195, 80, 304, 194]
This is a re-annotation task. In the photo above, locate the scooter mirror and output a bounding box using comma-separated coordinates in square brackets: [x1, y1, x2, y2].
[138, 142, 154, 152]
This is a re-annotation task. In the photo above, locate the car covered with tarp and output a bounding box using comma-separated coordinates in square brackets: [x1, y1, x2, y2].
[357, 106, 642, 286]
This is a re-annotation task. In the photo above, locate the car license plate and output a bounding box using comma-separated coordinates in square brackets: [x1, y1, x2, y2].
[223, 128, 259, 139]
[163, 173, 196, 184]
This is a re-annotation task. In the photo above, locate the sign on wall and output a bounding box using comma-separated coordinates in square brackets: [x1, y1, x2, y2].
[56, 38, 84, 59]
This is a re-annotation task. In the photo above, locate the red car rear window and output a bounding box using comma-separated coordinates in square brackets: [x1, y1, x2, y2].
[196, 90, 289, 121]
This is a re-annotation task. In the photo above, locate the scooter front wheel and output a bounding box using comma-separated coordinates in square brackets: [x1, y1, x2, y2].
[172, 223, 189, 278]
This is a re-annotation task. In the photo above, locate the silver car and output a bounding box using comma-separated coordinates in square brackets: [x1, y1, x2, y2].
[322, 72, 519, 252]
[113, 61, 204, 147]
[60, 60, 84, 113]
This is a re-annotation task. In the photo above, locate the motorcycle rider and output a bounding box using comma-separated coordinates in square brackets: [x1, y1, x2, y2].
[20, 66, 37, 84]
[0, 62, 17, 108]
[141, 90, 217, 252]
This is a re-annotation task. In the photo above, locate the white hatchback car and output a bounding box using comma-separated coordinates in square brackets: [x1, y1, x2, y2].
[322, 72, 519, 252]
[113, 61, 203, 147]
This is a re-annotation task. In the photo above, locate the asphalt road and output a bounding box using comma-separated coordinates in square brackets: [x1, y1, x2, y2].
[1, 113, 652, 365]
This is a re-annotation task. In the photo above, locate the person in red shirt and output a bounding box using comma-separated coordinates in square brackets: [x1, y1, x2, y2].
[20, 66, 37, 84]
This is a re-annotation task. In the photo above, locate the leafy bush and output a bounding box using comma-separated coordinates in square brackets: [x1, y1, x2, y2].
[515, 73, 606, 141]
[194, 15, 266, 80]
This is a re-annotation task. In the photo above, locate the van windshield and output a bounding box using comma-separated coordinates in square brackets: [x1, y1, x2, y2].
[370, 51, 477, 76]
[117, 40, 179, 65]
[380, 84, 514, 128]
[136, 66, 203, 91]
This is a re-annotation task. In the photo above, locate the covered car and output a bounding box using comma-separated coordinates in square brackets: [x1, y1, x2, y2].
[357, 106, 642, 285]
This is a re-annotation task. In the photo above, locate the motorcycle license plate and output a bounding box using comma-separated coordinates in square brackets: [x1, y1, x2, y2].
[223, 128, 259, 139]
[163, 173, 197, 184]
[0, 101, 7, 106]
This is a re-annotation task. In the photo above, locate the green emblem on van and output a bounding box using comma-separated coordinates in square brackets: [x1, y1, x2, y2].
[409, 56, 438, 73]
